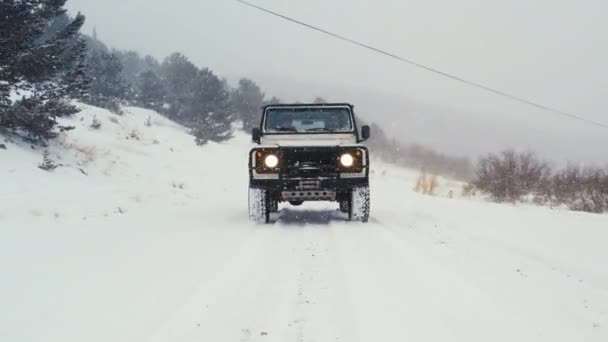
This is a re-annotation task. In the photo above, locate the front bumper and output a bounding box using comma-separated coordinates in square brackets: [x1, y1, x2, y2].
[249, 177, 369, 191]
[250, 177, 368, 202]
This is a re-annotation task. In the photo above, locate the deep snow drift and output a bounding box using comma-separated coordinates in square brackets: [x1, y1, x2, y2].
[1, 104, 607, 342]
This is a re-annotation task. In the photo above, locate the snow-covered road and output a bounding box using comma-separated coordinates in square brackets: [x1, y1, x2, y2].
[144, 201, 608, 342]
[1, 105, 607, 342]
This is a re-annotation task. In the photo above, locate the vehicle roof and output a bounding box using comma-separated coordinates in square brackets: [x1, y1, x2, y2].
[263, 103, 354, 110]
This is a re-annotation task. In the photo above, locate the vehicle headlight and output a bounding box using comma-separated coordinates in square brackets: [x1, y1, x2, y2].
[264, 154, 279, 168]
[340, 153, 354, 167]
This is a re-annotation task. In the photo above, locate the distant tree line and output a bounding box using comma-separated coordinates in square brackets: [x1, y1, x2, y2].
[86, 31, 293, 145]
[75, 22, 281, 145]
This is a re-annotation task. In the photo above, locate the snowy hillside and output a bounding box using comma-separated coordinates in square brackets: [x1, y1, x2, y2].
[1, 105, 607, 342]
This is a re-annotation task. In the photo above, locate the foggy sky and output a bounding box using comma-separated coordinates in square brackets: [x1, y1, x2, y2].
[66, 0, 608, 165]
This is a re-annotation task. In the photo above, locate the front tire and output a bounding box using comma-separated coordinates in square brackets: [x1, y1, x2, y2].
[339, 200, 350, 213]
[249, 188, 270, 223]
[349, 186, 370, 222]
[270, 200, 279, 213]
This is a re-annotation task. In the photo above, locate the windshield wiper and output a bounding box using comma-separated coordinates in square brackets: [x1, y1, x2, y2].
[305, 127, 335, 132]
[275, 126, 297, 132]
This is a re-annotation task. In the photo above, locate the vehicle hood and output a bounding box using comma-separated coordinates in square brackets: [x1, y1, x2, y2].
[260, 133, 358, 147]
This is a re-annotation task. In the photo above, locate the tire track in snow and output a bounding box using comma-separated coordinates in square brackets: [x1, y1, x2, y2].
[145, 219, 360, 342]
[144, 225, 300, 342]
[283, 221, 362, 342]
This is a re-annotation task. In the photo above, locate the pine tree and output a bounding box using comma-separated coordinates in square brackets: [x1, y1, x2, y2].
[83, 30, 108, 54]
[115, 50, 142, 87]
[159, 53, 199, 122]
[0, 0, 87, 142]
[84, 50, 128, 110]
[38, 13, 72, 43]
[143, 55, 161, 71]
[190, 70, 234, 145]
[230, 78, 265, 129]
[114, 51, 162, 104]
[136, 70, 167, 111]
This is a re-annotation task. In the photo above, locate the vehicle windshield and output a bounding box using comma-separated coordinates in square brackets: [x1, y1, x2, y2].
[264, 107, 353, 133]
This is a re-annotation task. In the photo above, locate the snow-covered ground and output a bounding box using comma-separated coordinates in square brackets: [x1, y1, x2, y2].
[1, 104, 607, 342]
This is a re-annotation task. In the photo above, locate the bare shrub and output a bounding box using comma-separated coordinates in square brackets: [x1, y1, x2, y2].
[429, 175, 439, 195]
[414, 172, 439, 195]
[472, 150, 608, 213]
[548, 167, 607, 213]
[172, 181, 185, 190]
[473, 150, 550, 202]
[73, 145, 97, 165]
[462, 184, 476, 197]
[414, 173, 428, 193]
[90, 116, 102, 130]
[38, 151, 58, 171]
[127, 129, 140, 140]
[107, 99, 123, 115]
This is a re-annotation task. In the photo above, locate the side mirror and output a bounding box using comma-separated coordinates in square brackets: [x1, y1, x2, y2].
[251, 128, 262, 143]
[361, 125, 371, 141]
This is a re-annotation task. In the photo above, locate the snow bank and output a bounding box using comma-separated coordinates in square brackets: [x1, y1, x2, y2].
[0, 103, 250, 223]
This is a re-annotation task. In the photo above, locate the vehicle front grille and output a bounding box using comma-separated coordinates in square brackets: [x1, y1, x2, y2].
[281, 147, 339, 178]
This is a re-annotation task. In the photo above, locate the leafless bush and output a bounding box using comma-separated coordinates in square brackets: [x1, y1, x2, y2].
[127, 129, 140, 140]
[107, 99, 124, 115]
[472, 150, 608, 213]
[542, 166, 608, 213]
[90, 116, 102, 130]
[473, 150, 550, 202]
[414, 172, 439, 195]
[75, 145, 97, 165]
[461, 184, 476, 197]
[38, 150, 58, 171]
[171, 181, 185, 190]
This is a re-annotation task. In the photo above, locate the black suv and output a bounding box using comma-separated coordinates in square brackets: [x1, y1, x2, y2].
[248, 103, 371, 223]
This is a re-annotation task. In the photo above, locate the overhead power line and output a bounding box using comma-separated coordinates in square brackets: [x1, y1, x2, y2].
[236, 0, 608, 129]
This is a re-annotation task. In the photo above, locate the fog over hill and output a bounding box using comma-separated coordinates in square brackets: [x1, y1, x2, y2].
[67, 0, 608, 165]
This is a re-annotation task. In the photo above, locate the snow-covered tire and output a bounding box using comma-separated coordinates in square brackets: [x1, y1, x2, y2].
[248, 188, 270, 223]
[270, 200, 279, 213]
[339, 200, 350, 213]
[349, 186, 370, 222]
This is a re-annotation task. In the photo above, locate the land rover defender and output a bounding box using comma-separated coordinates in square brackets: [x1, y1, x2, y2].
[248, 103, 371, 223]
